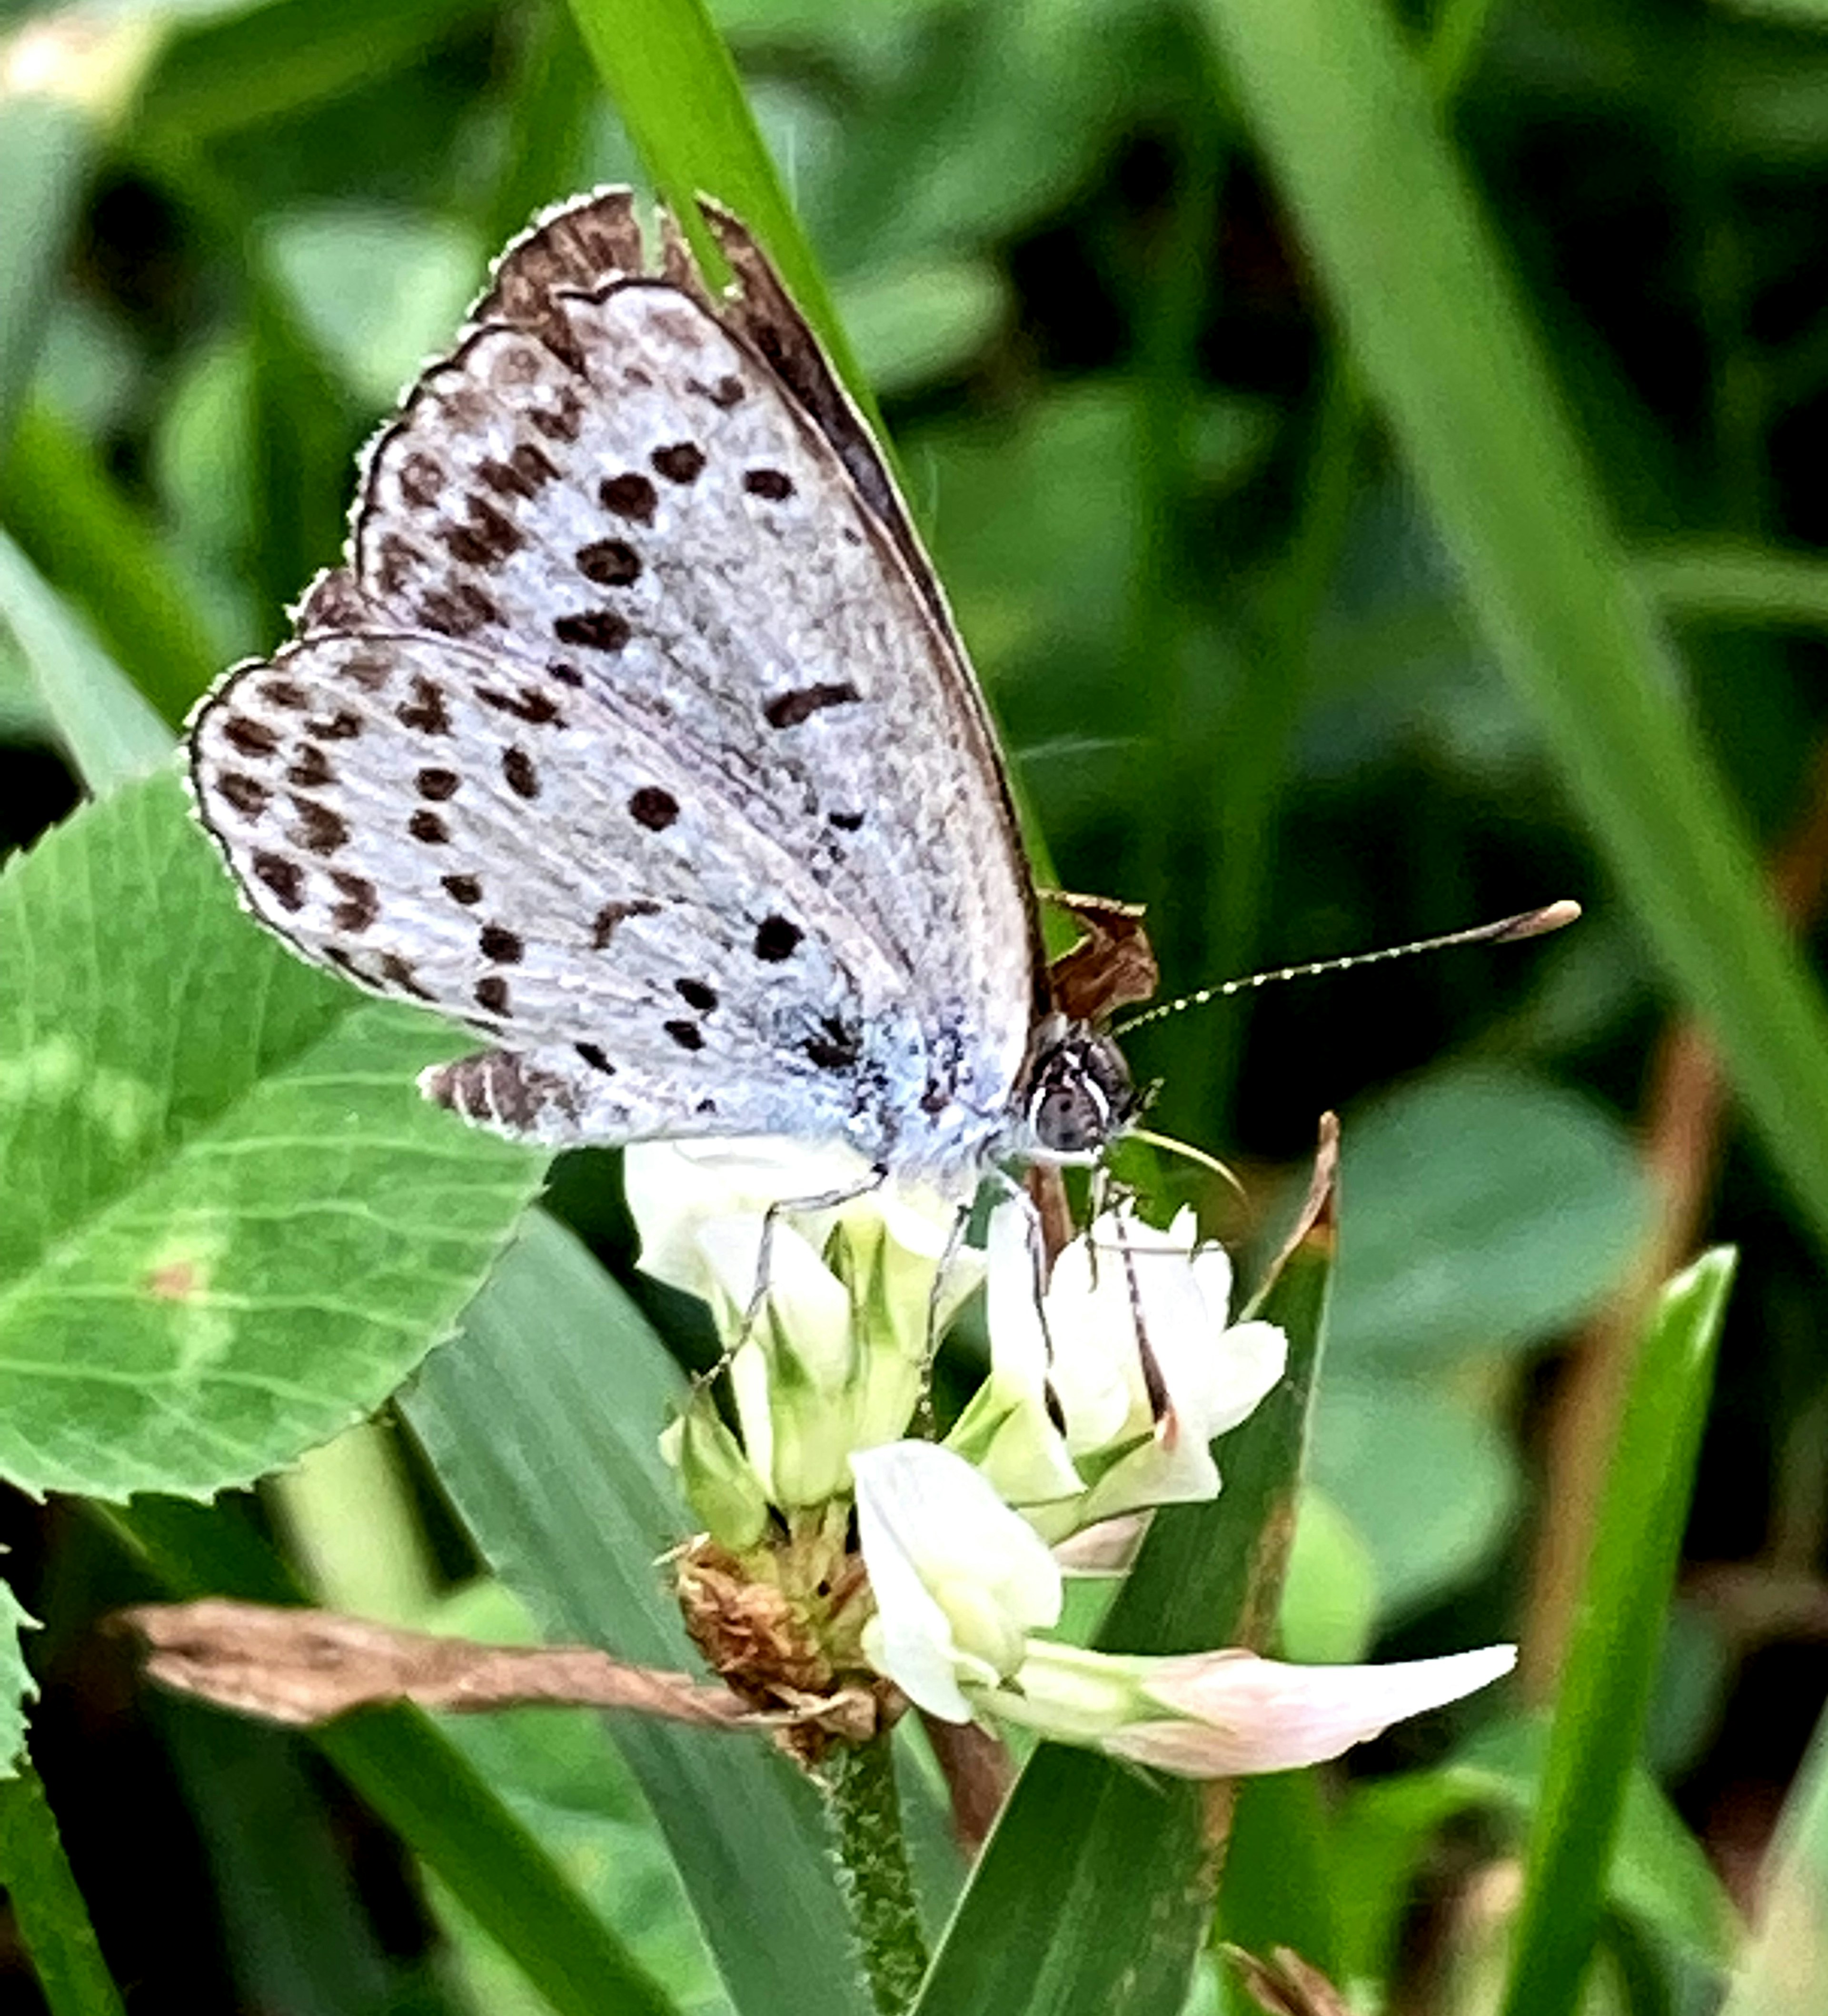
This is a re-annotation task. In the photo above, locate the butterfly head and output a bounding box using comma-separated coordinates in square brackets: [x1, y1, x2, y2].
[1014, 1013, 1139, 1165]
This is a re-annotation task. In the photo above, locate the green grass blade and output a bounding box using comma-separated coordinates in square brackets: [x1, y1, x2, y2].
[0, 1765, 126, 2016]
[0, 403, 224, 727]
[562, 0, 883, 435]
[1496, 1252, 1735, 2016]
[403, 1209, 870, 2016]
[0, 93, 92, 441]
[1719, 1699, 1828, 2016]
[1205, 0, 1828, 1266]
[106, 1497, 680, 2016]
[0, 529, 171, 793]
[1633, 539, 1828, 631]
[914, 1141, 1336, 2016]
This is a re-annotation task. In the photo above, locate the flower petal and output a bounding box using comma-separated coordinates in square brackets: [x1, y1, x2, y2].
[854, 1441, 1063, 1721]
[1109, 1644, 1518, 1777]
[627, 1136, 873, 1299]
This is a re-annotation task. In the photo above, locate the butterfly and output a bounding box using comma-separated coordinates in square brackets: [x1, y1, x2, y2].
[187, 188, 1138, 1196]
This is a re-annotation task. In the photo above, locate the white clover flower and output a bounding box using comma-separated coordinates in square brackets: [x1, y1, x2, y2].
[851, 1441, 1062, 1721]
[979, 1639, 1519, 1778]
[852, 1440, 1514, 1774]
[629, 1138, 979, 1512]
[950, 1198, 1286, 1540]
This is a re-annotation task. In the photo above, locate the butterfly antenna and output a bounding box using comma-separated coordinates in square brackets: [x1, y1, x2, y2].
[1112, 899, 1582, 1037]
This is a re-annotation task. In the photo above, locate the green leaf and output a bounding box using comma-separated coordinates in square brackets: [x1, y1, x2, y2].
[1312, 1374, 1520, 1620]
[159, 1704, 459, 2016]
[0, 1575, 36, 1779]
[1498, 1252, 1736, 2016]
[1205, 0, 1828, 1271]
[0, 771, 544, 1498]
[0, 529, 171, 795]
[835, 259, 1008, 399]
[1635, 539, 1828, 632]
[1276, 1487, 1377, 1664]
[402, 1209, 871, 2016]
[0, 1764, 125, 2016]
[1332, 1066, 1650, 1364]
[913, 1134, 1336, 2016]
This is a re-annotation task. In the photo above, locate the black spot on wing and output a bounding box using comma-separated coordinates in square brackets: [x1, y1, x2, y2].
[651, 441, 705, 484]
[218, 774, 269, 818]
[600, 473, 657, 524]
[575, 539, 642, 587]
[222, 716, 279, 759]
[754, 915, 801, 962]
[553, 609, 631, 653]
[803, 1016, 862, 1072]
[253, 852, 304, 911]
[397, 679, 452, 735]
[629, 787, 678, 831]
[764, 682, 861, 730]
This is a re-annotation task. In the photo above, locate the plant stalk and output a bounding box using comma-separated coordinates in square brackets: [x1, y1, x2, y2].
[820, 1734, 928, 2016]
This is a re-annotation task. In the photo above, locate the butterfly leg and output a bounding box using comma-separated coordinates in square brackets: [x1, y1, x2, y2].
[728, 1165, 890, 1361]
[1096, 1207, 1171, 1425]
[913, 1200, 975, 1433]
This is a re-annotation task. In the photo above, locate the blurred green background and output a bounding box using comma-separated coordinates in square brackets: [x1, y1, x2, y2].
[2, 0, 1827, 2005]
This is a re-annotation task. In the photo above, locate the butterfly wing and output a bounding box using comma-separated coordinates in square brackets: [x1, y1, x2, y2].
[189, 623, 919, 1149]
[189, 191, 1039, 1176]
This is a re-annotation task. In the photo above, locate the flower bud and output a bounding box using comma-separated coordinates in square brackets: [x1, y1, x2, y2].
[663, 1393, 770, 1552]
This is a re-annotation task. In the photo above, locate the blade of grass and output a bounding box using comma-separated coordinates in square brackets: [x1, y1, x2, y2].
[404, 1209, 871, 2016]
[1205, 0, 1828, 1268]
[914, 1131, 1336, 2016]
[0, 1764, 126, 2016]
[100, 1497, 682, 2016]
[0, 401, 223, 724]
[0, 527, 170, 791]
[1632, 539, 1828, 631]
[562, 0, 883, 438]
[1495, 1251, 1734, 2016]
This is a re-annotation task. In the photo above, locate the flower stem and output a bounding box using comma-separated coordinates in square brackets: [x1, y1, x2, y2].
[820, 1733, 929, 2015]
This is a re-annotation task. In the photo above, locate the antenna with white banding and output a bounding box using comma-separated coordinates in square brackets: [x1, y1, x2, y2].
[1111, 899, 1582, 1037]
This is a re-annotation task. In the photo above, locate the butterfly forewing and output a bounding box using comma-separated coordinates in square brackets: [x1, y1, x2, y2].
[189, 191, 1039, 1176]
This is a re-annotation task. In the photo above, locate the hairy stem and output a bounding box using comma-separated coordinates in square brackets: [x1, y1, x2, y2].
[821, 1734, 928, 2015]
